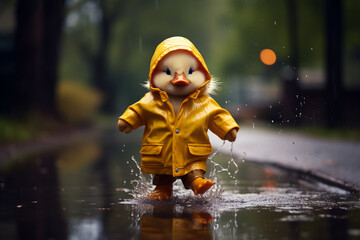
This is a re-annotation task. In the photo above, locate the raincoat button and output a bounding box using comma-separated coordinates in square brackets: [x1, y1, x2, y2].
[175, 168, 179, 173]
[175, 129, 180, 134]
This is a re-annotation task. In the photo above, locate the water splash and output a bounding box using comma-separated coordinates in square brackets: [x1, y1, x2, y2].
[207, 141, 240, 196]
[128, 156, 152, 199]
[126, 140, 241, 201]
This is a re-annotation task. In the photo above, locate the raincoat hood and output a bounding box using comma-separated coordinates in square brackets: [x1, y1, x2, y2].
[148, 36, 211, 91]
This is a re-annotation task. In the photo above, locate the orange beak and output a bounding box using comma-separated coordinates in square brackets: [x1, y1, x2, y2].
[170, 73, 191, 86]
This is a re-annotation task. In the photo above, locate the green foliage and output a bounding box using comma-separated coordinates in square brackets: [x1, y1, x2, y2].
[0, 118, 32, 142]
[57, 81, 103, 124]
[60, 0, 360, 111]
[289, 126, 360, 142]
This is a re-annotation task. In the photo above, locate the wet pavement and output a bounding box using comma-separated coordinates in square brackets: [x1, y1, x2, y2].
[0, 129, 360, 239]
[210, 126, 360, 192]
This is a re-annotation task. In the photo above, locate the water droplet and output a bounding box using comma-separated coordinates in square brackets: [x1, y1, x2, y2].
[269, 105, 272, 109]
[305, 74, 308, 78]
[271, 120, 274, 123]
[295, 156, 298, 161]
[242, 159, 245, 163]
[237, 108, 240, 111]
[274, 20, 277, 25]
[310, 47, 314, 51]
[252, 123, 256, 129]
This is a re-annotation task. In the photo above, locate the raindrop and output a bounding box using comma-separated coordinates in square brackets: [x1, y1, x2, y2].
[305, 74, 308, 78]
[269, 105, 272, 109]
[295, 156, 298, 161]
[271, 120, 274, 123]
[293, 142, 295, 144]
[17, 205, 23, 208]
[283, 46, 286, 49]
[242, 159, 245, 163]
[310, 47, 314, 51]
[296, 77, 299, 81]
[274, 20, 277, 25]
[243, 152, 247, 156]
[252, 123, 256, 129]
[237, 108, 240, 111]
[296, 94, 299, 99]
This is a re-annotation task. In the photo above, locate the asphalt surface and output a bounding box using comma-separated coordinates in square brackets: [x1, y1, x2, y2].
[209, 127, 360, 192]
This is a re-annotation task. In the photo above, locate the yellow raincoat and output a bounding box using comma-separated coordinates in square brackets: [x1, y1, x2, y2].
[119, 36, 239, 177]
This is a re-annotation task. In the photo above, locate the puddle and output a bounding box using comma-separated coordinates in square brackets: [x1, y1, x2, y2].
[0, 131, 359, 239]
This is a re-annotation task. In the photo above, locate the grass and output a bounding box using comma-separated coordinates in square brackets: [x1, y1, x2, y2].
[0, 117, 33, 143]
[292, 126, 360, 142]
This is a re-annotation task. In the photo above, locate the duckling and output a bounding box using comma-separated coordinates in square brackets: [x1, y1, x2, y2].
[118, 36, 239, 200]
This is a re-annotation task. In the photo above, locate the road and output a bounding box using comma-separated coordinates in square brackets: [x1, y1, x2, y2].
[209, 126, 360, 192]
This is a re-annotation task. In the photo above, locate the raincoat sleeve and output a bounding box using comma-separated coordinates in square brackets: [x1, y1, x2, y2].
[119, 99, 145, 130]
[208, 99, 239, 140]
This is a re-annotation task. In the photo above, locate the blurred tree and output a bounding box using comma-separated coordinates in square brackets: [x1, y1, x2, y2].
[282, 0, 300, 125]
[12, 0, 65, 117]
[325, 0, 344, 127]
[63, 0, 128, 113]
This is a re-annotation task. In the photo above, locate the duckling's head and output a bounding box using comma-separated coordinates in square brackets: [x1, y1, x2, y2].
[151, 50, 207, 97]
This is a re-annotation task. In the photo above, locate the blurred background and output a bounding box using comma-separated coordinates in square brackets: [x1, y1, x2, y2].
[0, 0, 360, 142]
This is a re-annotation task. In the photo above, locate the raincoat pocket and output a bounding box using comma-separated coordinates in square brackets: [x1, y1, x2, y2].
[140, 143, 164, 166]
[187, 143, 213, 163]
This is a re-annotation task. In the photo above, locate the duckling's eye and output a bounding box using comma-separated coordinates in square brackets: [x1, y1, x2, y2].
[165, 68, 171, 75]
[188, 68, 193, 75]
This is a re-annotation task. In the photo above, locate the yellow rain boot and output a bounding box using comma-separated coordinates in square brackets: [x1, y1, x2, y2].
[148, 184, 173, 200]
[191, 178, 214, 195]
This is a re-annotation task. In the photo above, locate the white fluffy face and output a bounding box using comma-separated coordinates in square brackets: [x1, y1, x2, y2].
[152, 51, 206, 96]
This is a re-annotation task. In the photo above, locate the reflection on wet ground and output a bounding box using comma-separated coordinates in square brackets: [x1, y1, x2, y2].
[0, 130, 359, 239]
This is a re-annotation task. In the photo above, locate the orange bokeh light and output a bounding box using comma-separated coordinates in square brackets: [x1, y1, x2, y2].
[260, 49, 276, 65]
